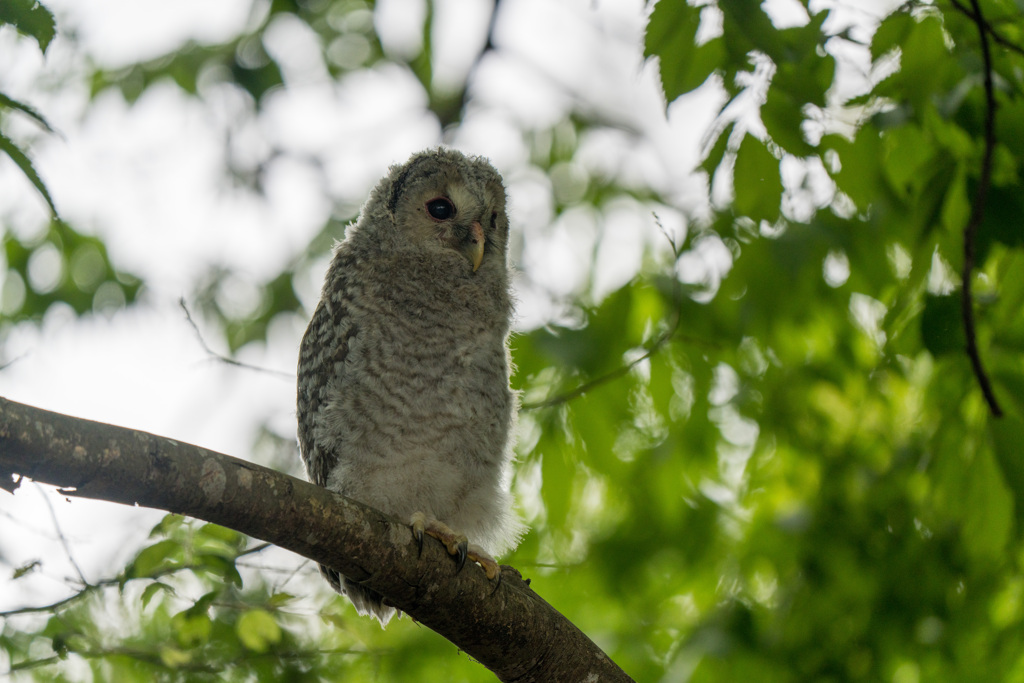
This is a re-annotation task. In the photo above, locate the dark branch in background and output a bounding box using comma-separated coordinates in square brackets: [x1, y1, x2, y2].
[956, 0, 1004, 418]
[949, 0, 1024, 58]
[179, 298, 293, 381]
[0, 396, 634, 683]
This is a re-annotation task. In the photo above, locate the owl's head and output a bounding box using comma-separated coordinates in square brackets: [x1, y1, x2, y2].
[357, 148, 510, 275]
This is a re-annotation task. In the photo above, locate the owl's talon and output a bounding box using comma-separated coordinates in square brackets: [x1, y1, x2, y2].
[410, 513, 427, 556]
[409, 512, 501, 579]
[455, 540, 468, 573]
[470, 549, 500, 581]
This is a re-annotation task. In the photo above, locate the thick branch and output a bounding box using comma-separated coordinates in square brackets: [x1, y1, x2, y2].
[0, 396, 633, 683]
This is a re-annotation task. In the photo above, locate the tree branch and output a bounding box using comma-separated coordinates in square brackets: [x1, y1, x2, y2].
[949, 0, 1024, 59]
[959, 0, 1004, 418]
[0, 395, 633, 683]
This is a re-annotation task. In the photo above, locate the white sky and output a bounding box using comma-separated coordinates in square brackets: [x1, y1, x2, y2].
[0, 0, 901, 617]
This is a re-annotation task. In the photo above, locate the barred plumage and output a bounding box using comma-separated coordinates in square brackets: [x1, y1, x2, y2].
[296, 148, 524, 625]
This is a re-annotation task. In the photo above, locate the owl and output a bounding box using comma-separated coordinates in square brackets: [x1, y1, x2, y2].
[296, 148, 525, 626]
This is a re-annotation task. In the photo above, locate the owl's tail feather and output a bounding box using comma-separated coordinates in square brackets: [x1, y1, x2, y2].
[319, 564, 398, 627]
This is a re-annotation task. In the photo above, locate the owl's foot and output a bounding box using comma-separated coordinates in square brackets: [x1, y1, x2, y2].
[409, 511, 501, 581]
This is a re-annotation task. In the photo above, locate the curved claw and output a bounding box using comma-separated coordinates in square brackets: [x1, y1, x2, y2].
[410, 512, 427, 557]
[455, 540, 468, 573]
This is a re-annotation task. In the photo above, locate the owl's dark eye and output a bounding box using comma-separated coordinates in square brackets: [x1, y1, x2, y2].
[426, 197, 455, 220]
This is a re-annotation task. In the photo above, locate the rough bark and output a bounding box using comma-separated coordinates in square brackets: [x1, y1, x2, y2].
[0, 396, 633, 682]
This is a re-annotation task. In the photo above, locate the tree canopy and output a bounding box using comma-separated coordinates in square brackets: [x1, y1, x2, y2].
[2, 0, 1024, 681]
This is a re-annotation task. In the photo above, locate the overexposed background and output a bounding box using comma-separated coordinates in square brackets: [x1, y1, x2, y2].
[0, 0, 897, 614]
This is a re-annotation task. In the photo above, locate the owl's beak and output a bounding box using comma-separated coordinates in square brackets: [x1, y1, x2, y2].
[466, 221, 484, 272]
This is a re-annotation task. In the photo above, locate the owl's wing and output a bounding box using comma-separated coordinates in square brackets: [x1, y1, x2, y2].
[297, 295, 356, 488]
[298, 296, 394, 619]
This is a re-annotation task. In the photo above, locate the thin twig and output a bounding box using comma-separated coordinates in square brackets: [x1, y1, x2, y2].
[959, 0, 1003, 417]
[0, 541, 273, 618]
[521, 336, 674, 410]
[0, 353, 28, 372]
[35, 483, 89, 587]
[179, 298, 293, 380]
[0, 587, 85, 618]
[522, 215, 685, 411]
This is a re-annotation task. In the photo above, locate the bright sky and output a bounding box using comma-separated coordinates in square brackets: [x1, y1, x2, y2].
[0, 0, 901, 615]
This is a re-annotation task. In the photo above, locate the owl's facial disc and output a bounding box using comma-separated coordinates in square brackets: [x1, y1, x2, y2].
[424, 196, 485, 272]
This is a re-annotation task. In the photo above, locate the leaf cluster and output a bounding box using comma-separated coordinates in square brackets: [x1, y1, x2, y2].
[5, 0, 1024, 681]
[0, 2, 143, 336]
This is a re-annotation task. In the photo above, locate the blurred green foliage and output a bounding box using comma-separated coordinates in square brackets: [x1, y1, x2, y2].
[4, 0, 1024, 681]
[0, 1, 142, 333]
[0, 1, 57, 216]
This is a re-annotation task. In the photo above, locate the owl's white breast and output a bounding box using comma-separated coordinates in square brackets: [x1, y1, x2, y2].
[314, 252, 517, 549]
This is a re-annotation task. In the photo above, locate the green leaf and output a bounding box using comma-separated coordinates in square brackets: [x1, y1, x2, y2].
[992, 417, 1024, 529]
[267, 592, 296, 608]
[963, 446, 1013, 563]
[761, 85, 814, 156]
[921, 294, 966, 356]
[539, 420, 576, 532]
[875, 15, 952, 112]
[871, 10, 913, 60]
[12, 560, 41, 579]
[940, 168, 971, 237]
[158, 646, 193, 668]
[701, 121, 734, 180]
[732, 134, 781, 222]
[824, 129, 884, 210]
[0, 92, 55, 132]
[0, 131, 59, 217]
[719, 0, 786, 65]
[236, 609, 281, 652]
[140, 582, 171, 609]
[979, 186, 1024, 259]
[991, 249, 1024, 351]
[882, 124, 933, 198]
[196, 522, 247, 549]
[770, 53, 834, 111]
[150, 513, 187, 538]
[127, 539, 182, 579]
[645, 0, 721, 103]
[230, 54, 284, 104]
[0, 0, 56, 53]
[530, 285, 638, 378]
[171, 607, 212, 647]
[194, 553, 243, 588]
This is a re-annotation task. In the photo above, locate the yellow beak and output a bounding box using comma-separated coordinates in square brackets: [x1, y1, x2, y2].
[468, 221, 484, 272]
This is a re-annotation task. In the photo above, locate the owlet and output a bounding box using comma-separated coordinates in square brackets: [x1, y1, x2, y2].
[296, 148, 525, 625]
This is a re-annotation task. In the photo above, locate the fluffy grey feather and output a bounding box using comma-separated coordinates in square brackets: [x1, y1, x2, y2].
[296, 148, 525, 626]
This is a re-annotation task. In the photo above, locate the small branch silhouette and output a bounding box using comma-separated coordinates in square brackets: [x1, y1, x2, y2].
[523, 215, 688, 411]
[36, 483, 89, 586]
[949, 0, 1024, 58]
[179, 298, 293, 381]
[958, 0, 1003, 417]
